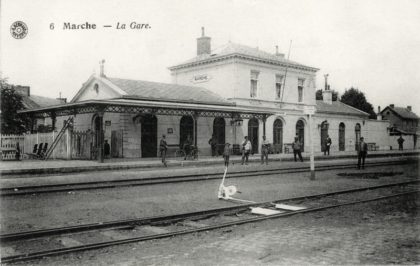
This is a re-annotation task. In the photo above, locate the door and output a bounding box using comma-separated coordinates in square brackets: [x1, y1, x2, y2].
[248, 118, 259, 154]
[180, 116, 194, 148]
[273, 119, 283, 153]
[296, 120, 305, 152]
[141, 114, 157, 157]
[213, 117, 225, 155]
[111, 130, 123, 158]
[339, 123, 345, 151]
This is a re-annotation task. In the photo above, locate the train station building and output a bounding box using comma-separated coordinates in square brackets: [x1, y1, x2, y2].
[20, 28, 392, 160]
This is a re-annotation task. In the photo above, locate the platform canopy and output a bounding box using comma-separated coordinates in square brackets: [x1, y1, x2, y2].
[19, 97, 272, 120]
[19, 75, 273, 120]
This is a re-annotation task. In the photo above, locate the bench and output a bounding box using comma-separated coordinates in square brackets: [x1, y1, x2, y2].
[367, 142, 377, 151]
[0, 148, 19, 161]
[284, 143, 293, 153]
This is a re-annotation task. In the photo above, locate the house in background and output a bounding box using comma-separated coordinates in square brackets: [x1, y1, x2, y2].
[14, 85, 67, 132]
[379, 104, 419, 149]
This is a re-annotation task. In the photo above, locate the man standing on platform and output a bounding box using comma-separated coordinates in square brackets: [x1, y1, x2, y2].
[324, 135, 332, 155]
[397, 135, 405, 150]
[357, 137, 368, 169]
[208, 134, 217, 156]
[292, 137, 304, 162]
[160, 134, 168, 167]
[241, 136, 252, 165]
[261, 135, 269, 165]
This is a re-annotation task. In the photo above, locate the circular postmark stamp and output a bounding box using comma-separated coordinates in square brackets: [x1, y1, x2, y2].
[10, 21, 28, 39]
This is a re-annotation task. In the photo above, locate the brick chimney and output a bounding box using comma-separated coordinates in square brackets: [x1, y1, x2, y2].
[197, 27, 211, 55]
[14, 85, 30, 96]
[56, 98, 67, 104]
[275, 45, 285, 58]
[390, 104, 394, 109]
[407, 106, 412, 112]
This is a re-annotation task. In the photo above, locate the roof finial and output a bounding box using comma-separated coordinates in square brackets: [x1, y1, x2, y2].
[99, 59, 106, 77]
[201, 27, 205, 37]
[324, 74, 329, 90]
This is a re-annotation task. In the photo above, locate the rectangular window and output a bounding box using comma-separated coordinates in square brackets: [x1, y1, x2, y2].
[250, 71, 259, 98]
[298, 78, 304, 102]
[275, 75, 283, 99]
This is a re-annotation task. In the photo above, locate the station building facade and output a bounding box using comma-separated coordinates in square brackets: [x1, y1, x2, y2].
[21, 28, 391, 160]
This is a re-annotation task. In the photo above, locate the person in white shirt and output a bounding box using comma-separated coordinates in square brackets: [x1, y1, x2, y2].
[241, 136, 252, 165]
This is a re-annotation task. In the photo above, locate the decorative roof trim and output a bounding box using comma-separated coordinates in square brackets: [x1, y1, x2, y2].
[120, 95, 235, 107]
[169, 53, 319, 72]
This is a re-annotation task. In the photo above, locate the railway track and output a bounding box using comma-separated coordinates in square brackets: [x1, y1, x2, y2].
[1, 159, 415, 196]
[1, 179, 418, 264]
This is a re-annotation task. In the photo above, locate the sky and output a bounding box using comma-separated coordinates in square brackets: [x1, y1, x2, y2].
[1, 0, 420, 113]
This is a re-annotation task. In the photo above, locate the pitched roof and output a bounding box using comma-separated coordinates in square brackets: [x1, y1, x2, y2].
[316, 100, 369, 117]
[21, 95, 63, 109]
[169, 42, 318, 71]
[381, 106, 419, 120]
[107, 77, 233, 106]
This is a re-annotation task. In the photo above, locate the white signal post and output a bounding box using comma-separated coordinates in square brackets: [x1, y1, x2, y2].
[304, 106, 316, 180]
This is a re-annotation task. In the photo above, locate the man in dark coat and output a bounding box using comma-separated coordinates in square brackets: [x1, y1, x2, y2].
[324, 135, 332, 155]
[209, 134, 217, 156]
[292, 137, 303, 162]
[357, 137, 368, 169]
[104, 140, 110, 159]
[160, 134, 168, 167]
[397, 135, 405, 150]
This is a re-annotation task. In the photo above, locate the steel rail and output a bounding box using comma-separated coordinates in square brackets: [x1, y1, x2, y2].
[1, 179, 418, 243]
[1, 159, 414, 197]
[2, 189, 418, 264]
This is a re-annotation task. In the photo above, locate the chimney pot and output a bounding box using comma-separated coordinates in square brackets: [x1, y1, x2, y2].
[197, 27, 211, 55]
[14, 85, 30, 96]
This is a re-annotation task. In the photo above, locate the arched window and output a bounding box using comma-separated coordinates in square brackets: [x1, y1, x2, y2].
[296, 120, 305, 152]
[339, 123, 345, 151]
[273, 119, 283, 153]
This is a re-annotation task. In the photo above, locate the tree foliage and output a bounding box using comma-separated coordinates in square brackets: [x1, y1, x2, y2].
[315, 89, 339, 101]
[1, 79, 31, 134]
[340, 87, 377, 119]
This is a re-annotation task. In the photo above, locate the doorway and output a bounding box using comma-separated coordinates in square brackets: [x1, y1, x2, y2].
[320, 121, 329, 152]
[273, 119, 283, 153]
[141, 114, 157, 157]
[339, 123, 345, 151]
[213, 117, 226, 155]
[248, 118, 259, 153]
[296, 120, 305, 152]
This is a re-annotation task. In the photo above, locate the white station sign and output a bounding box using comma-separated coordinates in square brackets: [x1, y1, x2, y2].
[190, 74, 211, 84]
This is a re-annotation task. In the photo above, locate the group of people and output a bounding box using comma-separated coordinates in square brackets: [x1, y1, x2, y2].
[159, 133, 371, 170]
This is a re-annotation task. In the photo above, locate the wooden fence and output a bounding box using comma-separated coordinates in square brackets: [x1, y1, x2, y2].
[1, 130, 95, 160]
